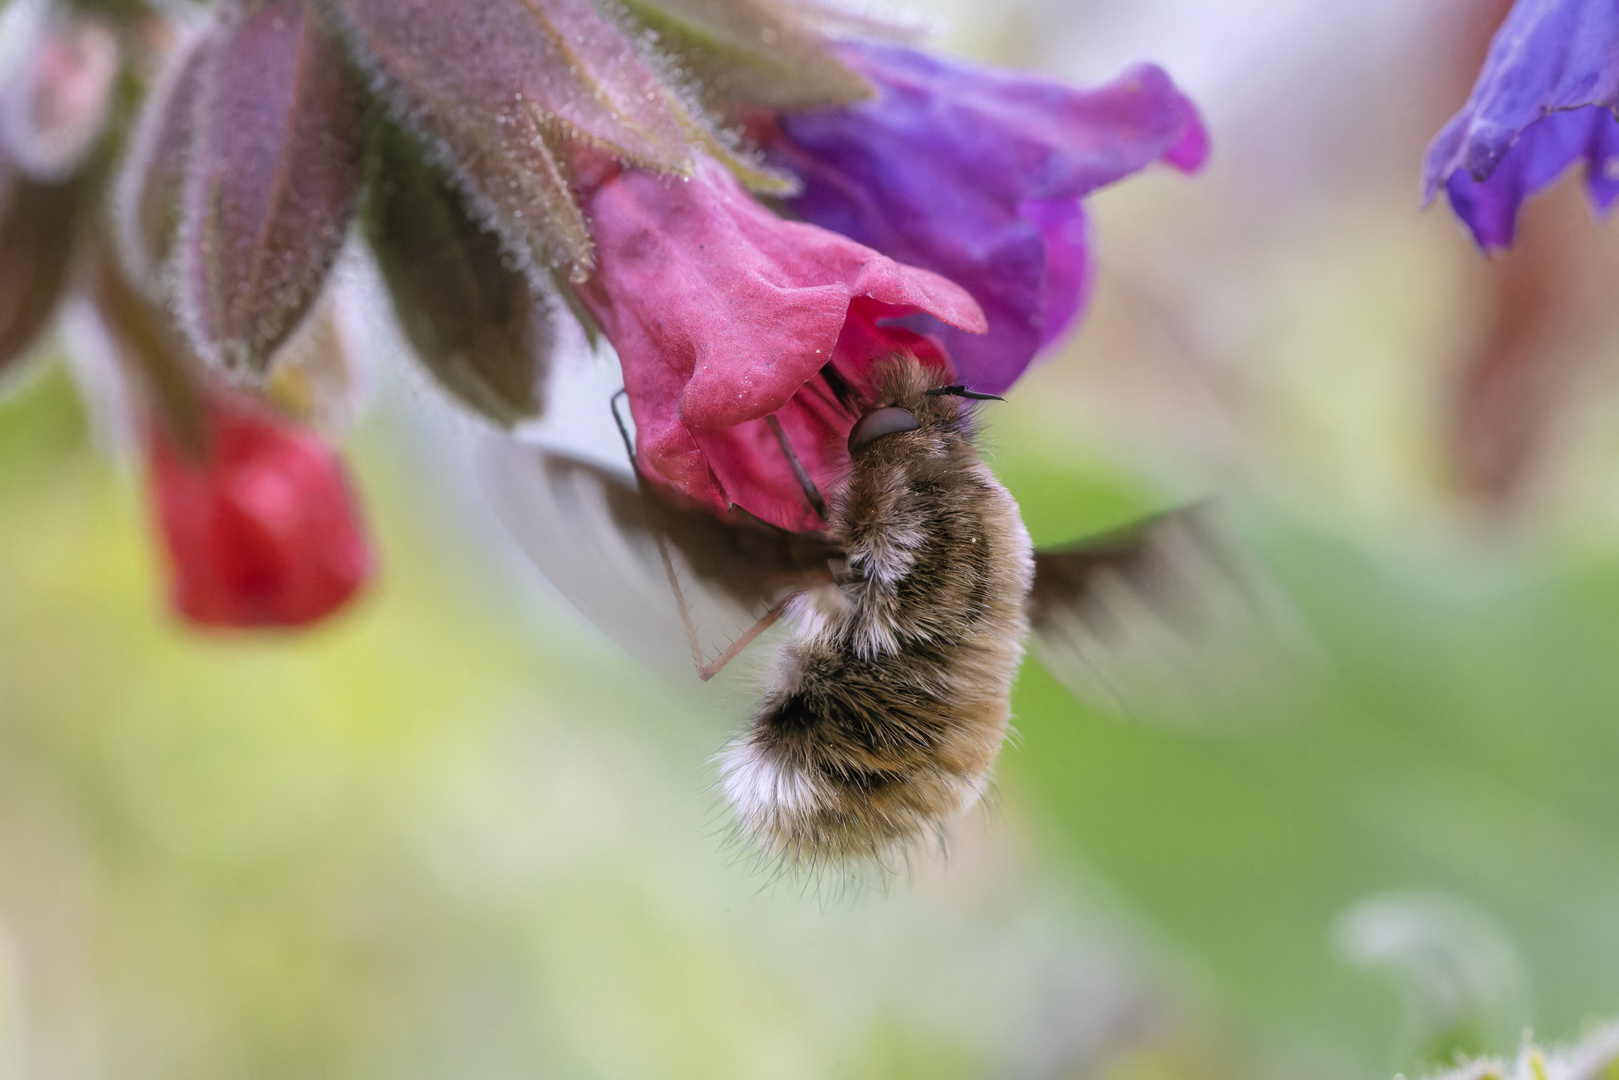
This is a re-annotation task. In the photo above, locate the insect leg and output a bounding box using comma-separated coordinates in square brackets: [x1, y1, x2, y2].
[766, 414, 827, 521]
[609, 388, 637, 470]
[695, 599, 787, 681]
[609, 387, 714, 677]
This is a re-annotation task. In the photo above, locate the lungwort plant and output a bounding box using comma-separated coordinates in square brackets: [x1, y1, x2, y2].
[0, 0, 1204, 625]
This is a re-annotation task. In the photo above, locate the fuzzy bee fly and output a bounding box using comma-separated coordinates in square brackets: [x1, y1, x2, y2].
[483, 352, 1297, 871]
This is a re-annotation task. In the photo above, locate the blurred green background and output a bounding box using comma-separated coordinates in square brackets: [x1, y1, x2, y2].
[6, 0, 1619, 1077]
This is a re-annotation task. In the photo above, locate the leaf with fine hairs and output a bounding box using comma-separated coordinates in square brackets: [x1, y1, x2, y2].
[0, 160, 87, 375]
[178, 0, 364, 377]
[93, 256, 210, 459]
[113, 25, 212, 302]
[365, 123, 551, 428]
[320, 0, 699, 276]
[618, 0, 871, 110]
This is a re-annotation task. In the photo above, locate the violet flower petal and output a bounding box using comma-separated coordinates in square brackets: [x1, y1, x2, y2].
[577, 155, 984, 533]
[178, 0, 363, 377]
[1022, 197, 1092, 351]
[322, 0, 699, 275]
[772, 45, 1207, 395]
[1422, 0, 1619, 250]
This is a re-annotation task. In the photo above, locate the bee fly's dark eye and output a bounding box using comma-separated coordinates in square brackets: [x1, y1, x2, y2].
[848, 407, 920, 451]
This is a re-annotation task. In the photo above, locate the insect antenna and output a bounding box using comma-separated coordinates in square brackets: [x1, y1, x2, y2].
[924, 385, 1005, 401]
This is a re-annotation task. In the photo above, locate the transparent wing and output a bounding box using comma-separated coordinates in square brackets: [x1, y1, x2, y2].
[479, 434, 838, 681]
[1028, 505, 1320, 734]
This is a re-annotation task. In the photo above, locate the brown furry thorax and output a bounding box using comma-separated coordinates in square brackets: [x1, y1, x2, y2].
[720, 353, 1035, 872]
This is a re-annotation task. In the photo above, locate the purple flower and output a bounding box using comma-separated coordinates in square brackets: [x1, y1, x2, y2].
[766, 43, 1208, 395]
[1422, 0, 1619, 250]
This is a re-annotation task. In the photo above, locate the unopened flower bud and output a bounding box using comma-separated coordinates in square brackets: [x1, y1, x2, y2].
[321, 0, 699, 278]
[177, 0, 364, 377]
[146, 385, 372, 628]
[114, 25, 211, 300]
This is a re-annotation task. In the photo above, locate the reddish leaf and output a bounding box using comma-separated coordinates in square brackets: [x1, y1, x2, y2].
[179, 0, 363, 376]
[365, 124, 551, 426]
[322, 0, 699, 275]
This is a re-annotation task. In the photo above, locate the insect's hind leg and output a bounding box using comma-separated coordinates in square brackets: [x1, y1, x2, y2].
[609, 388, 801, 682]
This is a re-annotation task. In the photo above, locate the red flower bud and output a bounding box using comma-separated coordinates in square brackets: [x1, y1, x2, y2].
[146, 389, 371, 628]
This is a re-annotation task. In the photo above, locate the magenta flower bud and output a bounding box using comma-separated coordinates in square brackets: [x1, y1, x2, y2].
[575, 154, 985, 534]
[767, 44, 1208, 396]
[1422, 0, 1619, 250]
[177, 0, 364, 377]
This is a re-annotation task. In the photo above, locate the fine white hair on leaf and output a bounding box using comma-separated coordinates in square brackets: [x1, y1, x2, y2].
[1409, 1022, 1619, 1080]
[110, 20, 212, 303]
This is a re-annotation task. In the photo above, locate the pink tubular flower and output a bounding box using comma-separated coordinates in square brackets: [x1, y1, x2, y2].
[576, 155, 986, 533]
[147, 390, 371, 628]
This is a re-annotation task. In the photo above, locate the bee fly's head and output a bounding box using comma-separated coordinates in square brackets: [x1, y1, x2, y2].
[847, 354, 1000, 455]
